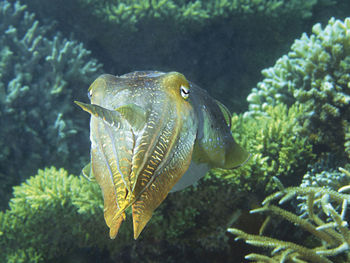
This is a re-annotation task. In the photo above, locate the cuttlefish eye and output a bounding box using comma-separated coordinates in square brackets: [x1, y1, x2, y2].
[180, 85, 190, 100]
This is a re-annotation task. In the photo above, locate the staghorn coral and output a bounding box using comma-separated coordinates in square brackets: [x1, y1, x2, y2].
[228, 167, 350, 263]
[300, 162, 350, 190]
[213, 103, 315, 194]
[0, 0, 102, 205]
[247, 17, 350, 158]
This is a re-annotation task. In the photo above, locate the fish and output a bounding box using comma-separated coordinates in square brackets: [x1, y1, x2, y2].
[75, 71, 249, 240]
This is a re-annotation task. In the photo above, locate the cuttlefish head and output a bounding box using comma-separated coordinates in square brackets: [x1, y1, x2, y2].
[75, 71, 198, 239]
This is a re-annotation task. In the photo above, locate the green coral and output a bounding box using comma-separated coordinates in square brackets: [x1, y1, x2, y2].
[247, 17, 350, 158]
[21, 0, 345, 114]
[90, 0, 323, 30]
[228, 167, 350, 263]
[0, 167, 105, 263]
[0, 0, 102, 206]
[24, 0, 325, 31]
[345, 121, 350, 160]
[0, 166, 258, 262]
[213, 103, 315, 194]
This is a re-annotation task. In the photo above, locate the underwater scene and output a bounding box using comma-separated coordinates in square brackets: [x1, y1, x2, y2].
[1, 0, 350, 262]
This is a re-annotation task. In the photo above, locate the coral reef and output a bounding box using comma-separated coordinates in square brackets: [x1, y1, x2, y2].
[228, 166, 350, 263]
[0, 0, 102, 207]
[0, 167, 105, 263]
[0, 167, 253, 262]
[1, 2, 350, 263]
[298, 163, 350, 219]
[345, 121, 350, 160]
[22, 0, 342, 114]
[23, 0, 324, 31]
[300, 161, 350, 190]
[226, 16, 350, 263]
[83, 0, 323, 30]
[214, 103, 315, 194]
[247, 17, 350, 158]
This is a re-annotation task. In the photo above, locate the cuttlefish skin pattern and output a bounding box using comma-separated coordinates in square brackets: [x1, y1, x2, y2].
[75, 71, 248, 240]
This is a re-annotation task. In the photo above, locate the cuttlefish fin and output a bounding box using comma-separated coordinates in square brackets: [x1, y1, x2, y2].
[225, 142, 250, 169]
[75, 101, 146, 130]
[215, 99, 232, 127]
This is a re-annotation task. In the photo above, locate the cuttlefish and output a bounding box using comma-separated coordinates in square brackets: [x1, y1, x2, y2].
[75, 71, 249, 239]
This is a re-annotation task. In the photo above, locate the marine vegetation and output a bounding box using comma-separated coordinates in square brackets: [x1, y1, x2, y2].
[345, 122, 350, 159]
[22, 0, 344, 114]
[23, 0, 326, 31]
[0, 167, 105, 263]
[75, 71, 249, 239]
[72, 0, 325, 29]
[247, 17, 350, 159]
[0, 165, 270, 262]
[228, 166, 350, 263]
[300, 159, 350, 190]
[213, 103, 315, 194]
[0, 0, 102, 208]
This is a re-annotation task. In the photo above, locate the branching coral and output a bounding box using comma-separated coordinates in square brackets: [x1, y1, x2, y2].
[247, 17, 350, 158]
[0, 0, 102, 203]
[345, 121, 350, 160]
[0, 164, 259, 262]
[24, 0, 326, 31]
[92, 0, 326, 30]
[213, 103, 315, 194]
[300, 162, 350, 190]
[228, 167, 350, 263]
[21, 0, 343, 116]
[0, 167, 105, 263]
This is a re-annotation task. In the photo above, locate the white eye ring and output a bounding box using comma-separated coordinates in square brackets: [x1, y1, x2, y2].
[180, 85, 189, 99]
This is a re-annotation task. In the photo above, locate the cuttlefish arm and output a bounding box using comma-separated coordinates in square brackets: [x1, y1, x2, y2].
[75, 100, 148, 237]
[74, 101, 146, 131]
